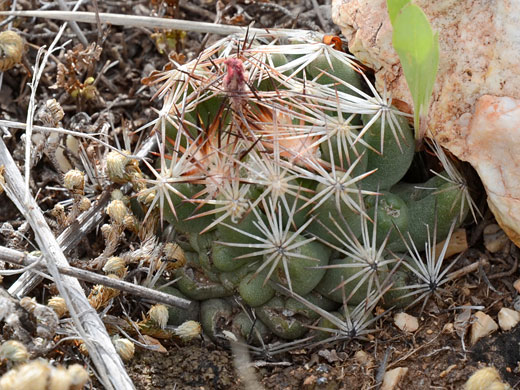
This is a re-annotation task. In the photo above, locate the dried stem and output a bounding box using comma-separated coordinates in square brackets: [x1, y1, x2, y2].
[0, 10, 323, 40]
[0, 137, 134, 390]
[0, 245, 193, 309]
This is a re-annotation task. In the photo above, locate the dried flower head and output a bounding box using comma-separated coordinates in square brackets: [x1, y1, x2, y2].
[47, 366, 71, 390]
[37, 99, 64, 127]
[78, 196, 91, 212]
[174, 320, 202, 341]
[106, 200, 129, 225]
[163, 243, 186, 270]
[0, 340, 28, 363]
[0, 30, 24, 72]
[112, 336, 135, 361]
[102, 256, 127, 278]
[47, 296, 68, 318]
[122, 215, 138, 232]
[105, 150, 141, 184]
[0, 360, 48, 390]
[63, 169, 85, 194]
[0, 360, 88, 390]
[148, 304, 169, 329]
[67, 364, 89, 390]
[51, 203, 67, 226]
[88, 275, 121, 310]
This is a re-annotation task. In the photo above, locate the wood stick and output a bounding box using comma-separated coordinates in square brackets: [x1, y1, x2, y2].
[0, 137, 134, 390]
[0, 245, 193, 309]
[0, 10, 323, 39]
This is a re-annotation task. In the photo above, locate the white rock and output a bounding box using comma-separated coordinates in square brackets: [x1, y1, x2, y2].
[332, 0, 520, 246]
[394, 312, 419, 333]
[381, 367, 409, 390]
[470, 311, 498, 345]
[514, 279, 520, 294]
[498, 308, 520, 331]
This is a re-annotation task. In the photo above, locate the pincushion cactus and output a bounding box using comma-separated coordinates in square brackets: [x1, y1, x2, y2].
[136, 32, 476, 351]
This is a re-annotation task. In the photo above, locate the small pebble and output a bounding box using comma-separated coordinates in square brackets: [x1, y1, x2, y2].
[470, 311, 498, 345]
[483, 224, 509, 253]
[394, 312, 419, 332]
[381, 367, 408, 390]
[498, 308, 520, 331]
[513, 279, 520, 294]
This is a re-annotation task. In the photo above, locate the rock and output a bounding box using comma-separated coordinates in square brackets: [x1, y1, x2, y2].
[381, 367, 408, 390]
[470, 311, 498, 345]
[332, 0, 520, 245]
[514, 279, 520, 294]
[497, 308, 520, 331]
[394, 312, 419, 332]
[483, 224, 510, 253]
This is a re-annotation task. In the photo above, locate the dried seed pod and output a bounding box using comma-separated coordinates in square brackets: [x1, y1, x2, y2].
[51, 203, 67, 226]
[0, 31, 24, 72]
[112, 336, 135, 361]
[0, 360, 89, 390]
[0, 340, 29, 363]
[20, 297, 59, 340]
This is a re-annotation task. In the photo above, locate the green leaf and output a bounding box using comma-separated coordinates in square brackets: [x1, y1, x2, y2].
[387, 0, 410, 26]
[387, 1, 439, 140]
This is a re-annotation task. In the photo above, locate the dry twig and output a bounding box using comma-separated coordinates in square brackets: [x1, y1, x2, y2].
[0, 245, 193, 309]
[0, 138, 134, 390]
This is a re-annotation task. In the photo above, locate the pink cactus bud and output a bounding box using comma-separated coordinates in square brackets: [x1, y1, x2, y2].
[223, 58, 246, 94]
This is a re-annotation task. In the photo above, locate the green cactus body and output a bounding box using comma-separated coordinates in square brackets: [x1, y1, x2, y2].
[164, 183, 214, 234]
[320, 128, 368, 178]
[232, 312, 271, 346]
[160, 286, 200, 326]
[360, 113, 415, 191]
[407, 181, 468, 246]
[270, 233, 331, 296]
[176, 267, 233, 301]
[305, 183, 363, 246]
[200, 298, 234, 343]
[315, 257, 388, 305]
[256, 296, 309, 340]
[307, 52, 363, 96]
[212, 242, 252, 272]
[216, 209, 264, 262]
[218, 262, 257, 291]
[382, 268, 417, 309]
[365, 191, 410, 247]
[239, 270, 276, 307]
[386, 179, 469, 252]
[391, 174, 447, 204]
[312, 311, 344, 341]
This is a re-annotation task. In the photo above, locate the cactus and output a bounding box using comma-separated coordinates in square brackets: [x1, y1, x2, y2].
[135, 32, 478, 350]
